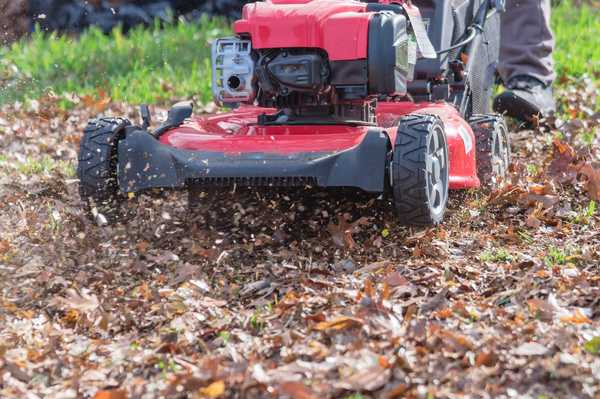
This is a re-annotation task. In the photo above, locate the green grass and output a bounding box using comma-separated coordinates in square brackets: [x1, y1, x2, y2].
[0, 1, 597, 106]
[0, 16, 229, 106]
[552, 0, 600, 79]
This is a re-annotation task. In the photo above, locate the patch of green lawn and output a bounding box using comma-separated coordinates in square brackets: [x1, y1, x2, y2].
[552, 0, 600, 79]
[0, 16, 229, 106]
[0, 0, 597, 106]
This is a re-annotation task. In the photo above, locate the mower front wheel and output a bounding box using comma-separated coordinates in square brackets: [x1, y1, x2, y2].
[391, 114, 449, 226]
[77, 117, 130, 224]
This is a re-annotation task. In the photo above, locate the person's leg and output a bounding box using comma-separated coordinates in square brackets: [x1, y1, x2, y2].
[494, 0, 556, 121]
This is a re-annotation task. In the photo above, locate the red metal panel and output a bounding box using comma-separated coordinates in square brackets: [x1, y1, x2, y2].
[159, 106, 372, 155]
[233, 0, 370, 61]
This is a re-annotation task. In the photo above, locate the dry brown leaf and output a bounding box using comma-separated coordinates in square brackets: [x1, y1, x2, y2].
[60, 288, 100, 313]
[580, 163, 600, 201]
[327, 213, 370, 249]
[384, 271, 409, 287]
[527, 298, 556, 321]
[547, 139, 579, 183]
[81, 89, 111, 114]
[314, 316, 363, 331]
[475, 351, 498, 367]
[0, 239, 10, 254]
[278, 381, 318, 399]
[344, 365, 391, 391]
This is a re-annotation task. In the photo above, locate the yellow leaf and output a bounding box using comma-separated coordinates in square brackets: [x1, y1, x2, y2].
[199, 380, 225, 398]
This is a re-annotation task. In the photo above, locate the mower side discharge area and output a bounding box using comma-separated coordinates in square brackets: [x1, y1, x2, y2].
[117, 126, 390, 193]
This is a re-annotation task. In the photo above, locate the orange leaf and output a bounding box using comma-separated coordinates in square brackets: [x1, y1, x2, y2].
[364, 278, 375, 299]
[198, 380, 225, 398]
[279, 381, 318, 399]
[432, 308, 453, 319]
[580, 163, 600, 201]
[475, 351, 497, 367]
[0, 239, 10, 254]
[314, 316, 363, 331]
[560, 309, 591, 324]
[93, 390, 127, 399]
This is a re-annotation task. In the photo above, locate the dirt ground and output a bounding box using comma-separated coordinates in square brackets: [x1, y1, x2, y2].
[0, 78, 599, 398]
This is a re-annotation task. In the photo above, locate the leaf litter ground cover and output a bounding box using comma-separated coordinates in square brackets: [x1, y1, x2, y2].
[0, 76, 599, 398]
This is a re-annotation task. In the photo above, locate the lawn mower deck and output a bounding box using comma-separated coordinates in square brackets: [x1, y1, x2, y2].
[118, 102, 479, 194]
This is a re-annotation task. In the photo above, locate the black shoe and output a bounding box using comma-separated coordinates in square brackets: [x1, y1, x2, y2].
[493, 75, 556, 122]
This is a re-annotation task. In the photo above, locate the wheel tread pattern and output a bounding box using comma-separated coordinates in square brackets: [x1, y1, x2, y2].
[392, 114, 448, 226]
[77, 117, 130, 223]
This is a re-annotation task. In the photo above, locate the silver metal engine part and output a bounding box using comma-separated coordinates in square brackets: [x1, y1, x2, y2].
[211, 37, 255, 105]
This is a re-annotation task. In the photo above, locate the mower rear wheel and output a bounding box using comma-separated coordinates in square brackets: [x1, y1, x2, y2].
[470, 114, 511, 186]
[391, 114, 449, 225]
[77, 117, 130, 224]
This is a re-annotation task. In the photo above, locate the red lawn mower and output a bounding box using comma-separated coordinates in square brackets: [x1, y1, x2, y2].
[78, 0, 510, 225]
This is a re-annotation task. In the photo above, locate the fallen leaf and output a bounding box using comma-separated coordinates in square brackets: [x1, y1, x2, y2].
[513, 342, 548, 356]
[344, 365, 391, 391]
[384, 271, 409, 287]
[314, 316, 363, 331]
[327, 213, 370, 249]
[547, 139, 579, 183]
[580, 163, 600, 201]
[60, 288, 100, 313]
[93, 390, 127, 399]
[278, 381, 318, 399]
[560, 309, 592, 324]
[198, 380, 225, 398]
[475, 351, 498, 367]
[527, 298, 556, 321]
[0, 239, 10, 254]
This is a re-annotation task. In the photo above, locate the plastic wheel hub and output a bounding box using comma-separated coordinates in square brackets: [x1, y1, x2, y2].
[426, 125, 449, 215]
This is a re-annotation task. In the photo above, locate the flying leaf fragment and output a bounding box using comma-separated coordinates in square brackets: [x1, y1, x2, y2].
[314, 316, 363, 331]
[327, 213, 370, 249]
[547, 139, 579, 183]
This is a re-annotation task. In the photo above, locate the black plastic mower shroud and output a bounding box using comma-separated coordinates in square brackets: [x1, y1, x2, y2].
[117, 128, 389, 193]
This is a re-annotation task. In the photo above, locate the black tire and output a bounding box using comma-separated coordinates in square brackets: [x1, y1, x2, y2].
[77, 117, 130, 224]
[391, 114, 449, 226]
[470, 114, 511, 186]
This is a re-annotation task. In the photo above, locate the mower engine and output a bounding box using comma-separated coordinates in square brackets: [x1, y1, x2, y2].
[212, 0, 418, 123]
